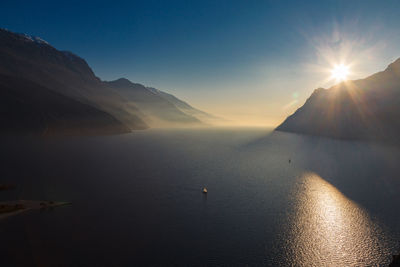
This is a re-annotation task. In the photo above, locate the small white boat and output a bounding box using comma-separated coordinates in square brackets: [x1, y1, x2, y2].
[202, 187, 208, 194]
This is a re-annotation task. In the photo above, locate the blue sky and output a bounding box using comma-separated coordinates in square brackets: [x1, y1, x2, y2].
[2, 0, 400, 125]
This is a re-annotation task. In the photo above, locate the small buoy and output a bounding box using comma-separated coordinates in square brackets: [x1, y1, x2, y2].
[202, 187, 208, 194]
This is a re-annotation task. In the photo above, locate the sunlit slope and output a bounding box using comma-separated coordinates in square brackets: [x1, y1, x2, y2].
[105, 78, 202, 127]
[146, 87, 223, 125]
[276, 58, 400, 143]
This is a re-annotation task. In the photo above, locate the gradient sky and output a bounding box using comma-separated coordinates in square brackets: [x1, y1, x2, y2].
[2, 0, 400, 126]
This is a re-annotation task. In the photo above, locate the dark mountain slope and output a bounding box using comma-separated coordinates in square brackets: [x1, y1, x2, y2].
[0, 28, 147, 130]
[0, 74, 130, 135]
[276, 58, 400, 143]
[0, 28, 219, 130]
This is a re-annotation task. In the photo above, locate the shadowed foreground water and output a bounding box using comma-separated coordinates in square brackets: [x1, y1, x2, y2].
[0, 128, 399, 266]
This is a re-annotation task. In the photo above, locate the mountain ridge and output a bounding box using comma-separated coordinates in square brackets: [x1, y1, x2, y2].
[0, 28, 147, 132]
[276, 57, 400, 143]
[145, 87, 221, 124]
[0, 28, 217, 134]
[105, 78, 203, 126]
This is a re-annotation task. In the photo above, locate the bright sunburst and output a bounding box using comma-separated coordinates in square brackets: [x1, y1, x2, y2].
[331, 64, 350, 82]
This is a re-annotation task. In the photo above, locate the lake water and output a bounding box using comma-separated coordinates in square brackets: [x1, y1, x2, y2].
[1, 128, 400, 266]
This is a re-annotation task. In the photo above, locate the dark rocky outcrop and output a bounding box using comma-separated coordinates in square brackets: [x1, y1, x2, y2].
[390, 253, 400, 267]
[0, 74, 130, 135]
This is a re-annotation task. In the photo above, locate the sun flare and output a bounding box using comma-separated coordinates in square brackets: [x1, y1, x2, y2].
[331, 64, 350, 82]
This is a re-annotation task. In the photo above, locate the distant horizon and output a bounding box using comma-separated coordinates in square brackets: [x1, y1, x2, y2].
[2, 0, 400, 127]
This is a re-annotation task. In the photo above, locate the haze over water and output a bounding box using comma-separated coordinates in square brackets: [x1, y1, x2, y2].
[1, 128, 399, 266]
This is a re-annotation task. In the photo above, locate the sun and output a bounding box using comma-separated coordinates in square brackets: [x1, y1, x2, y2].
[330, 64, 350, 82]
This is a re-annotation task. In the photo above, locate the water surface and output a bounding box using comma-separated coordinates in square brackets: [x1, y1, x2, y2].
[0, 128, 399, 266]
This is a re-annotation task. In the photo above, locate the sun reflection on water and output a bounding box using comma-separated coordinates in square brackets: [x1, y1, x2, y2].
[283, 173, 390, 266]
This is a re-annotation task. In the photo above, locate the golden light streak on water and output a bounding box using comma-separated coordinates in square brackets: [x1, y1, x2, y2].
[284, 173, 390, 266]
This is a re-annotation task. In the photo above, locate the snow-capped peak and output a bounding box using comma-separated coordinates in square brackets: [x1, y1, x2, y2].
[147, 87, 161, 94]
[19, 33, 49, 45]
[0, 28, 50, 46]
[32, 36, 49, 45]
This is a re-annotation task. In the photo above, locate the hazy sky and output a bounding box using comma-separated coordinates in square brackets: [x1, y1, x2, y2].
[2, 0, 400, 126]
